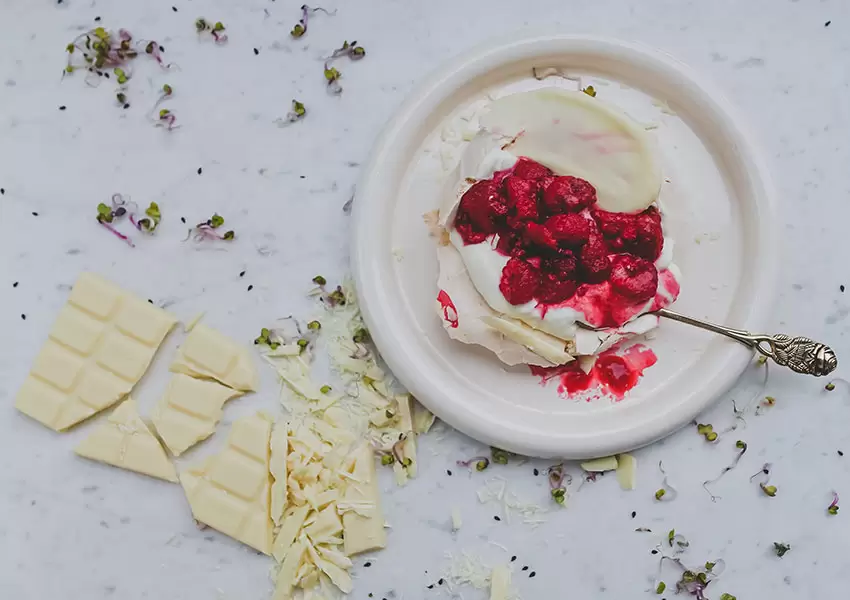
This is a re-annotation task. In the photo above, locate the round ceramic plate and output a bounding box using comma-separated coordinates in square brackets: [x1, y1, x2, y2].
[351, 34, 777, 459]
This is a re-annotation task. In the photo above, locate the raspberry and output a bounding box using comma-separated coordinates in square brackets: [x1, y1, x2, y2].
[579, 234, 611, 283]
[591, 206, 663, 260]
[541, 254, 578, 280]
[499, 258, 540, 305]
[541, 176, 597, 213]
[522, 222, 559, 251]
[512, 158, 553, 181]
[536, 273, 578, 304]
[609, 255, 658, 302]
[454, 218, 488, 245]
[545, 214, 591, 247]
[456, 180, 505, 233]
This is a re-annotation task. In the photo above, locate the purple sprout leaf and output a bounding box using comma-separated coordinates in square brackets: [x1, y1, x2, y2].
[702, 440, 748, 502]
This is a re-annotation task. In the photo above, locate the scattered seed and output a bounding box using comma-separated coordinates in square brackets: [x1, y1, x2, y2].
[172, 6, 178, 11]
[841, 285, 845, 292]
[239, 270, 246, 277]
[253, 48, 259, 55]
[427, 584, 434, 589]
[0, 188, 4, 194]
[522, 566, 529, 571]
[94, 16, 101, 22]
[533, 468, 539, 476]
[197, 167, 203, 175]
[825, 20, 832, 27]
[839, 450, 844, 457]
[59, 105, 66, 110]
[529, 571, 536, 578]
[438, 578, 444, 585]
[446, 469, 452, 476]
[510, 555, 517, 562]
[180, 217, 186, 223]
[364, 561, 372, 567]
[631, 511, 637, 518]
[651, 549, 659, 555]
[247, 285, 254, 291]
[32, 212, 39, 216]
[493, 515, 501, 521]
[21, 314, 26, 320]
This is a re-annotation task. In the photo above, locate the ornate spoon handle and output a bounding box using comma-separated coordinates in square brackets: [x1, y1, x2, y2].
[656, 308, 838, 377]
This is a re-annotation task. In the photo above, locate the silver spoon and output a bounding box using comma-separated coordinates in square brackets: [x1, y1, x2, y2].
[655, 308, 837, 377]
[578, 308, 837, 376]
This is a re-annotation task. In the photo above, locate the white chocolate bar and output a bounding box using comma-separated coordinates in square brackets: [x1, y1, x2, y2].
[75, 398, 177, 482]
[180, 413, 274, 554]
[170, 323, 258, 392]
[151, 373, 244, 456]
[15, 273, 177, 431]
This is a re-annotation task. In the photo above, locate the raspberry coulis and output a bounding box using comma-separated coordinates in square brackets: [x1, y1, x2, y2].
[453, 157, 679, 328]
[530, 344, 658, 400]
[437, 289, 459, 328]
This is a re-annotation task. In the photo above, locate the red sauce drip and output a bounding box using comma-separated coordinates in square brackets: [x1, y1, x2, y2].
[530, 344, 658, 401]
[437, 289, 459, 328]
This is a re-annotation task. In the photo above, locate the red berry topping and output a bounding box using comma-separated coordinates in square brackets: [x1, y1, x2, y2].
[609, 254, 658, 302]
[591, 206, 663, 260]
[542, 253, 578, 280]
[579, 234, 611, 283]
[542, 176, 597, 213]
[523, 222, 559, 251]
[545, 214, 591, 247]
[457, 180, 505, 231]
[454, 218, 488, 245]
[537, 274, 578, 304]
[512, 157, 553, 180]
[499, 258, 540, 305]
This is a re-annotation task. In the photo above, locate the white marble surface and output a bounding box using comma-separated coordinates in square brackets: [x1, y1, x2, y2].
[2, 0, 849, 598]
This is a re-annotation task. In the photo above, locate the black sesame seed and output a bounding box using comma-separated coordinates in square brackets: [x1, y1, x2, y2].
[159, 45, 165, 52]
[123, 103, 130, 109]
[651, 549, 658, 555]
[529, 571, 536, 578]
[0, 188, 4, 194]
[197, 167, 203, 175]
[446, 469, 452, 476]
[94, 16, 101, 21]
[32, 212, 39, 216]
[493, 515, 501, 521]
[103, 72, 110, 79]
[59, 105, 66, 110]
[239, 270, 246, 277]
[180, 217, 186, 224]
[510, 555, 517, 562]
[631, 511, 637, 518]
[427, 584, 434, 589]
[172, 6, 178, 11]
[839, 450, 844, 456]
[299, 175, 306, 179]
[522, 566, 529, 571]
[253, 48, 259, 55]
[147, 299, 154, 304]
[21, 314, 26, 320]
[841, 285, 845, 293]
[533, 468, 539, 476]
[364, 561, 372, 567]
[13, 282, 19, 287]
[825, 20, 832, 27]
[247, 284, 254, 291]
[438, 579, 444, 585]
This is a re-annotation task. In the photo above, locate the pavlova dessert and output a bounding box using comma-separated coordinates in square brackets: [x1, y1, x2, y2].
[432, 87, 681, 368]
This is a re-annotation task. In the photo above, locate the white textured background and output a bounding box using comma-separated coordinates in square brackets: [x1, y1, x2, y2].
[1, 0, 848, 598]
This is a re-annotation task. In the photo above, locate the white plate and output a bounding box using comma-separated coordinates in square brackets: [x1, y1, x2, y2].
[352, 34, 777, 459]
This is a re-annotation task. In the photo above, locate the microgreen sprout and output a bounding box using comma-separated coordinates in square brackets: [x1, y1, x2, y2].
[656, 461, 678, 501]
[456, 456, 490, 472]
[307, 320, 321, 331]
[828, 491, 840, 515]
[312, 275, 327, 286]
[353, 327, 370, 344]
[719, 594, 736, 600]
[667, 529, 689, 554]
[277, 100, 307, 127]
[290, 4, 336, 38]
[326, 286, 346, 307]
[655, 552, 725, 599]
[186, 213, 235, 242]
[490, 447, 511, 465]
[96, 193, 146, 247]
[141, 40, 172, 69]
[551, 487, 566, 505]
[380, 453, 395, 466]
[773, 542, 791, 557]
[135, 202, 161, 232]
[195, 18, 228, 43]
[696, 423, 718, 442]
[254, 328, 282, 350]
[826, 381, 836, 391]
[392, 435, 412, 468]
[320, 385, 332, 394]
[151, 83, 174, 114]
[655, 582, 666, 594]
[156, 108, 177, 130]
[750, 463, 776, 496]
[582, 85, 597, 97]
[702, 440, 748, 502]
[322, 40, 366, 95]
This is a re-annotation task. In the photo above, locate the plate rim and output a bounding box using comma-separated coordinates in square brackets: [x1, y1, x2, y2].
[351, 33, 778, 458]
